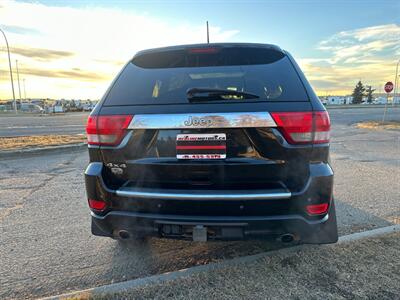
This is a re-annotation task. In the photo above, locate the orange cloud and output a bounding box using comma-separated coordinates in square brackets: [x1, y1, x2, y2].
[300, 24, 399, 95]
[10, 46, 74, 61]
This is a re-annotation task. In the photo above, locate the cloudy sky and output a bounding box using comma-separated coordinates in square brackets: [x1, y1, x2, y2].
[0, 0, 399, 100]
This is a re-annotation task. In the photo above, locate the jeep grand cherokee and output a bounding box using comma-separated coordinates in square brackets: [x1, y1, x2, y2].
[84, 43, 338, 244]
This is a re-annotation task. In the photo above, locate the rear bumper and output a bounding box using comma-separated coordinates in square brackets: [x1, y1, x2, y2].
[91, 208, 337, 243]
[85, 162, 337, 244]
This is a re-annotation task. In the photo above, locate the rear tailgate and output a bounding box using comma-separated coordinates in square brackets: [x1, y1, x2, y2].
[97, 101, 313, 193]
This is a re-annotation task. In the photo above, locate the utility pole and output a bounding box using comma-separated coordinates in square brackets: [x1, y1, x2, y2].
[16, 60, 22, 105]
[206, 21, 209, 44]
[0, 27, 17, 114]
[23, 78, 27, 100]
[394, 59, 400, 106]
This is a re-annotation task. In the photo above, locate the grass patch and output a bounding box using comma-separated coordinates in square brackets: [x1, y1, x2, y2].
[0, 134, 86, 151]
[62, 293, 92, 300]
[355, 121, 400, 130]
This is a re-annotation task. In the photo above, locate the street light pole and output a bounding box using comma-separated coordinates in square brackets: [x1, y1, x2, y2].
[206, 21, 209, 44]
[0, 27, 17, 114]
[23, 78, 27, 100]
[394, 59, 400, 106]
[16, 59, 22, 104]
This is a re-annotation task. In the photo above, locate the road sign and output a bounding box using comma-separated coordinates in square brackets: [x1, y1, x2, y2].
[382, 81, 393, 122]
[384, 81, 394, 93]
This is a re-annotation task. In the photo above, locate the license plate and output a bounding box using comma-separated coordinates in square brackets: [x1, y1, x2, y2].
[176, 133, 226, 159]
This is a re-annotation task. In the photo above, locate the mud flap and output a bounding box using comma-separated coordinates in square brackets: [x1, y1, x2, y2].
[91, 218, 113, 237]
[300, 199, 339, 244]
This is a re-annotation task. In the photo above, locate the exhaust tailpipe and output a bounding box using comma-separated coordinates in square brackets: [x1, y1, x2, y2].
[279, 233, 295, 243]
[118, 230, 130, 239]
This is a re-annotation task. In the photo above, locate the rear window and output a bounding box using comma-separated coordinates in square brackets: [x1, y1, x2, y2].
[104, 47, 308, 106]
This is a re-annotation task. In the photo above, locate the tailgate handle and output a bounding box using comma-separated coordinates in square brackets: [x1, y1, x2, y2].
[128, 112, 277, 129]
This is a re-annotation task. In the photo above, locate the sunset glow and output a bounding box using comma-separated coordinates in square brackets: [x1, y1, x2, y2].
[0, 0, 399, 100]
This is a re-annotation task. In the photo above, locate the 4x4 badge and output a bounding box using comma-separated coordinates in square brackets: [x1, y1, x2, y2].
[184, 116, 213, 127]
[106, 163, 126, 175]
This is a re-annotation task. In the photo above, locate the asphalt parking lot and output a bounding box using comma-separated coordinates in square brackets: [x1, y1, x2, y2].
[0, 112, 88, 137]
[0, 107, 399, 299]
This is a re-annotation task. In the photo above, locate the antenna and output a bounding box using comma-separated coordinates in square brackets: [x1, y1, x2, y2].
[206, 21, 209, 43]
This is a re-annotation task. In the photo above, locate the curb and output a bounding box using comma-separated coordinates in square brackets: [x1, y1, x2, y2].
[40, 224, 400, 300]
[0, 143, 87, 160]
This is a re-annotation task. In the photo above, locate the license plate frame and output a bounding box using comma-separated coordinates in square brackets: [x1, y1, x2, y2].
[176, 133, 226, 160]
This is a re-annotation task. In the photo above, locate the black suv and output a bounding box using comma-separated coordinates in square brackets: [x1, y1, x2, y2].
[85, 43, 338, 244]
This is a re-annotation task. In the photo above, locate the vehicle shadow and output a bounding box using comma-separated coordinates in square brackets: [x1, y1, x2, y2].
[107, 197, 395, 285]
[334, 198, 393, 236]
[109, 234, 284, 278]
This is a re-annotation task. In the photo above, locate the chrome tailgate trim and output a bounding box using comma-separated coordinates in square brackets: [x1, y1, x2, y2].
[128, 112, 277, 129]
[116, 187, 291, 200]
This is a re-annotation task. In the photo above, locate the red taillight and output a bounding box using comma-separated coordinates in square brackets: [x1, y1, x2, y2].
[306, 203, 329, 215]
[270, 111, 330, 144]
[88, 199, 107, 211]
[313, 111, 330, 144]
[86, 115, 133, 146]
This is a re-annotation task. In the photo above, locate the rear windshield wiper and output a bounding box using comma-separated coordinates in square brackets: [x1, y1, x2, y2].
[187, 88, 259, 102]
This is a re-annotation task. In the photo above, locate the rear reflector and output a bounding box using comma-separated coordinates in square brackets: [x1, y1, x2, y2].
[306, 203, 329, 215]
[88, 199, 107, 211]
[270, 111, 330, 144]
[86, 115, 133, 146]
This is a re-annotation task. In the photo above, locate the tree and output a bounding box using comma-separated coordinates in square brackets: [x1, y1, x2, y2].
[351, 81, 365, 104]
[365, 85, 375, 103]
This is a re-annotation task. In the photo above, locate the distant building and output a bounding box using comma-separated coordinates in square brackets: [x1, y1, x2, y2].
[327, 96, 345, 105]
[374, 97, 388, 104]
[345, 96, 352, 104]
[319, 96, 353, 105]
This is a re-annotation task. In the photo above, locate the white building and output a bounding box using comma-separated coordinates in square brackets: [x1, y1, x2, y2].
[345, 96, 353, 104]
[327, 96, 345, 105]
[373, 97, 388, 104]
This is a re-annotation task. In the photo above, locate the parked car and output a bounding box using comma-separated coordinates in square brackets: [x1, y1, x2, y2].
[83, 103, 95, 111]
[84, 43, 338, 244]
[20, 103, 44, 113]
